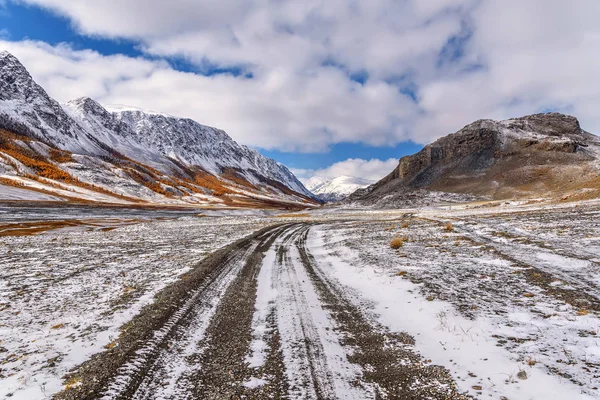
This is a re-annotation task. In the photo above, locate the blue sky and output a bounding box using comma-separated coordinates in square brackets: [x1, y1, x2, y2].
[0, 0, 597, 182]
[0, 4, 142, 57]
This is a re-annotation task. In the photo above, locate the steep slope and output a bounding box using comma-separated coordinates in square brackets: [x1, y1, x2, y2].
[306, 175, 372, 202]
[351, 113, 600, 207]
[0, 52, 111, 156]
[104, 105, 312, 197]
[0, 51, 316, 208]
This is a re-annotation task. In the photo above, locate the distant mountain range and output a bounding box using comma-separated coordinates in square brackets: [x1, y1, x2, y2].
[0, 51, 317, 208]
[349, 113, 600, 207]
[305, 175, 372, 202]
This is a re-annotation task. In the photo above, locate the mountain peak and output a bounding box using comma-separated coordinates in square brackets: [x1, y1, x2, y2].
[105, 104, 176, 118]
[0, 51, 24, 67]
[307, 175, 372, 202]
[0, 51, 39, 101]
[506, 112, 581, 136]
[67, 97, 109, 117]
[0, 52, 316, 206]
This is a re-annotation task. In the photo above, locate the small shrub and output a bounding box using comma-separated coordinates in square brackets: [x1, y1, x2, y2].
[105, 340, 118, 350]
[64, 376, 82, 390]
[390, 237, 405, 249]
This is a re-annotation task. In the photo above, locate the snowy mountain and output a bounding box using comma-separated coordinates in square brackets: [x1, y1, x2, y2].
[306, 175, 373, 202]
[0, 51, 316, 208]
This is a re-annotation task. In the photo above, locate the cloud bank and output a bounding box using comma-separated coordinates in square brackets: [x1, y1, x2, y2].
[2, 0, 600, 180]
[293, 158, 399, 184]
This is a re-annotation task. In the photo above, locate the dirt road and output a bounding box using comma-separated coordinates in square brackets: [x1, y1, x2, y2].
[54, 223, 467, 400]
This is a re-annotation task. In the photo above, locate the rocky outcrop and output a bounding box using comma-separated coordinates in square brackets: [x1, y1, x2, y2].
[351, 113, 600, 206]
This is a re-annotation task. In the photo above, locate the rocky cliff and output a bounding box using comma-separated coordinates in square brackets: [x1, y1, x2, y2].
[351, 113, 600, 207]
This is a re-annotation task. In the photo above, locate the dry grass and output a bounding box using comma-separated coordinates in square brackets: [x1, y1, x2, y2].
[64, 377, 82, 390]
[0, 219, 142, 237]
[104, 340, 118, 350]
[277, 213, 312, 218]
[0, 221, 85, 237]
[390, 236, 408, 249]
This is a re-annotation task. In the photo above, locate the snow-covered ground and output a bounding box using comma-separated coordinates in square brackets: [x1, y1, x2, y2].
[0, 184, 64, 201]
[1, 201, 599, 399]
[0, 213, 271, 399]
[309, 205, 600, 398]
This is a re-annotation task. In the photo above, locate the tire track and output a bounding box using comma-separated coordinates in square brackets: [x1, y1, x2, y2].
[54, 222, 469, 400]
[295, 226, 471, 400]
[53, 224, 287, 400]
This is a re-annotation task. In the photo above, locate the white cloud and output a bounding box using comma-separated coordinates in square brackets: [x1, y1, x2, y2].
[0, 39, 421, 152]
[4, 0, 600, 151]
[294, 158, 399, 183]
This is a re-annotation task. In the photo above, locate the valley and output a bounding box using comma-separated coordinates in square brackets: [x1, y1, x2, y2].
[1, 200, 599, 399]
[1, 49, 600, 400]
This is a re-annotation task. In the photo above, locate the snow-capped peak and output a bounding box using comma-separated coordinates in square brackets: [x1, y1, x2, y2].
[104, 104, 176, 118]
[0, 51, 317, 205]
[307, 175, 373, 202]
[304, 176, 328, 192]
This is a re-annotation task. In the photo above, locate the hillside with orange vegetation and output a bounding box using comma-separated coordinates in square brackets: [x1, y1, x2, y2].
[0, 51, 318, 209]
[0, 126, 315, 209]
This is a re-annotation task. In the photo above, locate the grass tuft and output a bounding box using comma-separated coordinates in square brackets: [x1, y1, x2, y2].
[390, 237, 406, 249]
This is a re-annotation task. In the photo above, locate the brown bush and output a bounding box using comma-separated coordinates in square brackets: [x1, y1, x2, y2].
[194, 170, 234, 196]
[390, 237, 406, 249]
[49, 148, 75, 163]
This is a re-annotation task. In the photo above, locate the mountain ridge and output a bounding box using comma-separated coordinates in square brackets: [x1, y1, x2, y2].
[0, 51, 316, 208]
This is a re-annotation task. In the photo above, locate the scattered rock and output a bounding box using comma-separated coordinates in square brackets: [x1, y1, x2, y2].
[517, 370, 528, 380]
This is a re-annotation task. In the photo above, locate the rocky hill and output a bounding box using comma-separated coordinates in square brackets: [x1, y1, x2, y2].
[350, 113, 600, 207]
[0, 51, 316, 208]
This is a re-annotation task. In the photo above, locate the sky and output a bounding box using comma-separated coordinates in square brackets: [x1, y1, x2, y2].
[0, 1, 599, 184]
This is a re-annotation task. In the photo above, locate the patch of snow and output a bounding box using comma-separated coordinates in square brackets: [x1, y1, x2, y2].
[0, 184, 65, 201]
[243, 377, 268, 389]
[308, 226, 597, 400]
